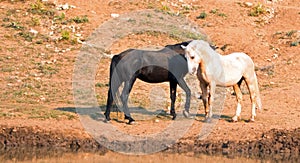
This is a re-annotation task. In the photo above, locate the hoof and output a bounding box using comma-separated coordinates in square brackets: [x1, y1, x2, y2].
[198, 95, 202, 99]
[231, 116, 240, 122]
[204, 117, 212, 123]
[124, 115, 135, 124]
[127, 119, 136, 125]
[183, 110, 191, 119]
[104, 119, 111, 123]
[249, 118, 255, 122]
[104, 113, 111, 121]
[171, 113, 177, 120]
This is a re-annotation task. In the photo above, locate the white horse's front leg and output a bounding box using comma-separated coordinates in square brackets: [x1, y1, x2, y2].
[207, 82, 216, 119]
[232, 103, 242, 122]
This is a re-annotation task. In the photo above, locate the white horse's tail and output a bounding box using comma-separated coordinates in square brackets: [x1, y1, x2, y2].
[254, 74, 262, 110]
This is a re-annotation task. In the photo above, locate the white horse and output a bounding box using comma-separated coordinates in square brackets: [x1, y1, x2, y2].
[182, 40, 261, 122]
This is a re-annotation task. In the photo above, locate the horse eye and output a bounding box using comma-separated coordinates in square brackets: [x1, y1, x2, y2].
[191, 56, 195, 59]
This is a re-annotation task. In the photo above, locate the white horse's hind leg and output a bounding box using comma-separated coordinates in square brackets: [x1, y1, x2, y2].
[232, 84, 243, 122]
[250, 102, 256, 122]
[244, 77, 257, 122]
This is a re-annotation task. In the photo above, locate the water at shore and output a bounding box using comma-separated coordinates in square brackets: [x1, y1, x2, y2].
[0, 147, 290, 163]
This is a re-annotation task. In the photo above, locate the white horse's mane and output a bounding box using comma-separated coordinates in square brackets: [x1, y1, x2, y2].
[190, 40, 219, 60]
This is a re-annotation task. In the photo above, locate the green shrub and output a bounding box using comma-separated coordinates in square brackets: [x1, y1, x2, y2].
[249, 3, 266, 17]
[196, 12, 207, 19]
[72, 16, 89, 23]
[61, 30, 70, 40]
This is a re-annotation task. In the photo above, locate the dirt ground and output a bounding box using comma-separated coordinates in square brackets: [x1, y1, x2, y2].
[0, 0, 299, 160]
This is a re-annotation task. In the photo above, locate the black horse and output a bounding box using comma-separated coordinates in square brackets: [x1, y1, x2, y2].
[104, 41, 192, 124]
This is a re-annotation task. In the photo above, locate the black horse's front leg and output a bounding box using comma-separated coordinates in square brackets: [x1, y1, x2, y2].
[169, 81, 177, 120]
[177, 79, 191, 118]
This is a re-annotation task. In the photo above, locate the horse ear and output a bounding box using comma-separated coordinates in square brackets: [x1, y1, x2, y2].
[181, 45, 186, 49]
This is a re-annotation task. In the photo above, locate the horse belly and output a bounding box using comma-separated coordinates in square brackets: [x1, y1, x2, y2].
[216, 64, 244, 87]
[217, 76, 242, 87]
[137, 68, 169, 83]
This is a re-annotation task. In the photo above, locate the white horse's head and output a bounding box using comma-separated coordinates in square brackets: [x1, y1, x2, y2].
[181, 40, 204, 75]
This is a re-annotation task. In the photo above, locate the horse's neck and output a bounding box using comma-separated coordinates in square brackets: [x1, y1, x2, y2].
[202, 47, 221, 64]
[201, 47, 223, 79]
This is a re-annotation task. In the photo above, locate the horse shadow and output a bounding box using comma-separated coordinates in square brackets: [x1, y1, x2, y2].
[55, 106, 234, 123]
[55, 105, 173, 123]
[191, 113, 233, 122]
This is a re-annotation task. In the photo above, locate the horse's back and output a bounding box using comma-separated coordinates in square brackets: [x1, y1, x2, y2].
[223, 52, 254, 67]
[216, 52, 255, 86]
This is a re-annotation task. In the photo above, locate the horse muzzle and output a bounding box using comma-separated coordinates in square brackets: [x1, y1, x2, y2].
[189, 67, 197, 75]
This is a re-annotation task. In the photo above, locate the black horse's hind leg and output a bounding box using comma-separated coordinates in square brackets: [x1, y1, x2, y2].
[169, 81, 177, 120]
[121, 78, 136, 124]
[104, 78, 123, 122]
[178, 79, 191, 118]
[104, 70, 123, 122]
[104, 87, 113, 122]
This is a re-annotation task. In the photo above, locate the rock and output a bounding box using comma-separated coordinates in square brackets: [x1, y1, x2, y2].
[40, 96, 46, 101]
[29, 29, 38, 35]
[57, 3, 76, 10]
[61, 3, 69, 10]
[244, 2, 253, 7]
[206, 23, 214, 27]
[75, 33, 82, 37]
[111, 13, 119, 18]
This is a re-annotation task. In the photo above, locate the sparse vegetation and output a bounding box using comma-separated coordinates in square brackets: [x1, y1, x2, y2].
[249, 3, 266, 17]
[18, 31, 34, 41]
[161, 5, 170, 12]
[95, 83, 109, 88]
[3, 22, 24, 30]
[54, 12, 66, 21]
[218, 12, 227, 17]
[72, 15, 89, 23]
[30, 17, 41, 26]
[210, 9, 218, 14]
[290, 40, 299, 47]
[210, 9, 227, 17]
[273, 30, 299, 46]
[61, 30, 71, 40]
[37, 63, 59, 75]
[286, 30, 297, 37]
[28, 0, 55, 16]
[27, 108, 76, 120]
[0, 0, 88, 45]
[196, 12, 207, 19]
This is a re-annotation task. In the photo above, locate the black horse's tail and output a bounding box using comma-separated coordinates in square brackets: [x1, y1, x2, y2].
[105, 55, 120, 117]
[107, 49, 134, 116]
[109, 55, 119, 82]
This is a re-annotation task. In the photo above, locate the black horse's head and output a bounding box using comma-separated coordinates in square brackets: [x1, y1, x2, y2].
[165, 40, 216, 57]
[164, 41, 191, 56]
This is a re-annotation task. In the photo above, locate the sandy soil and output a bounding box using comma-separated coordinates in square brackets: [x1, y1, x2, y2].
[0, 0, 299, 160]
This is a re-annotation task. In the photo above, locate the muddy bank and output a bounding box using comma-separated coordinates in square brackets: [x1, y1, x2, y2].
[0, 125, 299, 161]
[0, 125, 100, 150]
[169, 128, 300, 161]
